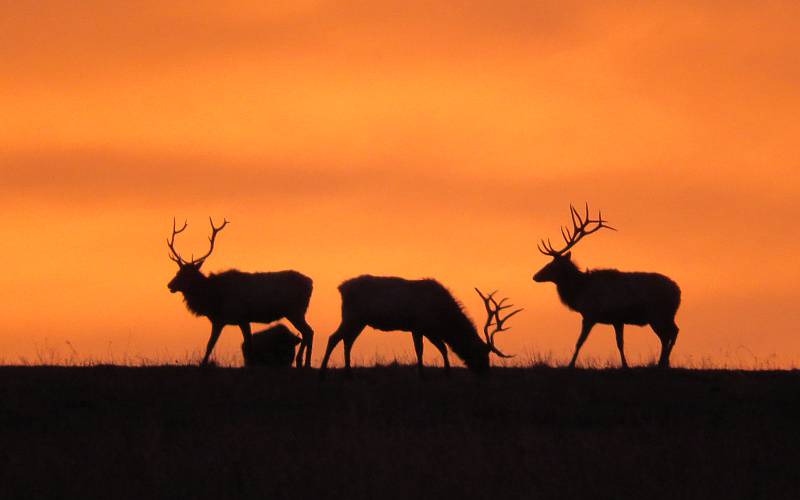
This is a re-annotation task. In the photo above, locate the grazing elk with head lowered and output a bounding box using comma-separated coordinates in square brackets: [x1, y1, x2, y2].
[166, 218, 314, 367]
[319, 275, 520, 378]
[533, 204, 681, 368]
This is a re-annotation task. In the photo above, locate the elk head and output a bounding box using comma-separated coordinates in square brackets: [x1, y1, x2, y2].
[533, 203, 615, 283]
[166, 217, 229, 293]
[471, 288, 521, 370]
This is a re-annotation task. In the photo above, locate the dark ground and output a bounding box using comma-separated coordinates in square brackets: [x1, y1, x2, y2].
[0, 365, 798, 500]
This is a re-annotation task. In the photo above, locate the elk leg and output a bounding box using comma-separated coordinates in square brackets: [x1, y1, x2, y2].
[319, 332, 343, 378]
[319, 320, 364, 379]
[568, 319, 594, 368]
[412, 332, 425, 378]
[287, 315, 315, 369]
[653, 320, 678, 368]
[343, 338, 356, 379]
[658, 339, 670, 368]
[239, 322, 253, 362]
[614, 323, 629, 369]
[430, 339, 450, 375]
[201, 323, 224, 367]
[666, 322, 679, 359]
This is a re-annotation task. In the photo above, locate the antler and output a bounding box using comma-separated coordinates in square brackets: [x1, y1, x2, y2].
[475, 288, 521, 358]
[191, 217, 229, 265]
[166, 217, 229, 266]
[167, 217, 188, 265]
[537, 202, 616, 257]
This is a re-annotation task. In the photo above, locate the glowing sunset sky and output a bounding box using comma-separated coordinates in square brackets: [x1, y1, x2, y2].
[2, 1, 798, 366]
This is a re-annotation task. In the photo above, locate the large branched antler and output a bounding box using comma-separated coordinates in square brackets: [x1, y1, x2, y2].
[167, 217, 189, 265]
[192, 217, 229, 265]
[537, 202, 616, 257]
[475, 288, 521, 358]
[166, 217, 229, 266]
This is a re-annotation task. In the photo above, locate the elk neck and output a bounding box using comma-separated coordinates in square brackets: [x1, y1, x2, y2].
[445, 320, 492, 371]
[179, 274, 216, 318]
[554, 262, 587, 312]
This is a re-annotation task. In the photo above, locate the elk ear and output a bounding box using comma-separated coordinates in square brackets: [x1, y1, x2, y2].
[563, 251, 572, 259]
[194, 260, 205, 270]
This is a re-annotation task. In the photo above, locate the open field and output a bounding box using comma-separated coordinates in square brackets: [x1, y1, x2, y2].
[1, 365, 798, 499]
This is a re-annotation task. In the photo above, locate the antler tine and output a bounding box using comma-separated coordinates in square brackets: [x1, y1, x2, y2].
[475, 288, 496, 344]
[488, 295, 521, 330]
[490, 297, 517, 317]
[191, 217, 229, 265]
[475, 287, 518, 358]
[538, 203, 615, 257]
[560, 226, 571, 245]
[493, 307, 523, 338]
[537, 241, 547, 254]
[538, 238, 557, 256]
[570, 204, 579, 230]
[174, 217, 188, 234]
[597, 210, 617, 231]
[166, 217, 189, 265]
[545, 237, 564, 256]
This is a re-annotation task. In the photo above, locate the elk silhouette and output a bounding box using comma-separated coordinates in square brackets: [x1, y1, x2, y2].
[241, 324, 302, 367]
[533, 204, 681, 368]
[319, 275, 520, 378]
[166, 218, 314, 367]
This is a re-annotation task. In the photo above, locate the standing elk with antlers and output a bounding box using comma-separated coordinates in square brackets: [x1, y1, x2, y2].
[533, 204, 681, 368]
[166, 218, 315, 367]
[319, 275, 520, 378]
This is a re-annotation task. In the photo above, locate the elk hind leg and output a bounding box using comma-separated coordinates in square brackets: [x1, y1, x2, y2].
[287, 315, 315, 369]
[239, 322, 254, 361]
[613, 323, 629, 369]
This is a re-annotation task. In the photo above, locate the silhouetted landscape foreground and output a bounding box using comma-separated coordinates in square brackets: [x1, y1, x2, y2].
[2, 366, 798, 499]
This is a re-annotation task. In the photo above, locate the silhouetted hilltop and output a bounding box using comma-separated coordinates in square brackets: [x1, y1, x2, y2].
[1, 366, 798, 499]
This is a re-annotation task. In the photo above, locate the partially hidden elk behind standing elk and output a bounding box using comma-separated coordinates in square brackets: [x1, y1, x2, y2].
[533, 204, 681, 368]
[319, 275, 521, 378]
[166, 218, 315, 367]
[241, 324, 302, 368]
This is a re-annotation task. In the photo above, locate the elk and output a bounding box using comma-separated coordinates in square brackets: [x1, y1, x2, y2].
[318, 275, 520, 378]
[166, 218, 314, 367]
[241, 324, 302, 367]
[533, 204, 681, 368]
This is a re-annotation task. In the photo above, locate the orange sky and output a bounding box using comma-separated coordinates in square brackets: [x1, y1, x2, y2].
[2, 1, 799, 367]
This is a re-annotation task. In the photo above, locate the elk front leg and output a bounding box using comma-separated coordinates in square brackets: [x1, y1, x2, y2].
[412, 332, 425, 378]
[665, 322, 679, 361]
[613, 323, 629, 369]
[239, 322, 253, 362]
[568, 318, 594, 368]
[653, 320, 679, 368]
[430, 339, 450, 375]
[201, 323, 224, 366]
[320, 320, 365, 380]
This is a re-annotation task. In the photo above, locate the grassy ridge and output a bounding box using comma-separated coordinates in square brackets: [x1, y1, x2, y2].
[1, 366, 798, 499]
